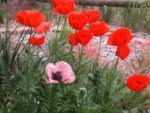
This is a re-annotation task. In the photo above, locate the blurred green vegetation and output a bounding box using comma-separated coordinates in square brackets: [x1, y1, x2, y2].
[1, 21, 150, 113]
[98, 2, 150, 32]
[0, 0, 7, 3]
[0, 8, 5, 23]
[0, 1, 150, 113]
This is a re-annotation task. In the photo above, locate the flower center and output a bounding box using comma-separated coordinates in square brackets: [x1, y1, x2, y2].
[52, 71, 62, 82]
[136, 81, 142, 85]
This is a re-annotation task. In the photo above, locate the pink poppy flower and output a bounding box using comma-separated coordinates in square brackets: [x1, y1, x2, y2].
[45, 61, 75, 84]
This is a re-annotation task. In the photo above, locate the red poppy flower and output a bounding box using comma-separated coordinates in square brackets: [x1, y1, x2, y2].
[108, 28, 133, 46]
[89, 21, 109, 36]
[126, 74, 149, 92]
[115, 44, 130, 60]
[35, 22, 52, 34]
[76, 29, 93, 46]
[83, 10, 101, 23]
[16, 10, 45, 27]
[68, 11, 88, 30]
[53, 0, 76, 15]
[68, 33, 78, 46]
[28, 36, 45, 46]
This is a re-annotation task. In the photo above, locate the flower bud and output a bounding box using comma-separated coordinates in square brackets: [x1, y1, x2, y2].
[88, 73, 94, 81]
[79, 87, 87, 97]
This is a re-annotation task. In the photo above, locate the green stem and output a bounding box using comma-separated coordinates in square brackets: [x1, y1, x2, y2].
[103, 57, 120, 103]
[79, 97, 84, 113]
[97, 37, 102, 60]
[60, 16, 67, 37]
[10, 27, 30, 69]
[56, 15, 62, 37]
[79, 46, 84, 61]
[29, 27, 33, 52]
[69, 46, 73, 53]
[114, 56, 119, 71]
[7, 25, 20, 41]
[48, 0, 53, 20]
[50, 84, 58, 112]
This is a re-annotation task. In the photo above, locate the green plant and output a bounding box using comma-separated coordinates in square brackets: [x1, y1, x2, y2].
[122, 6, 140, 30]
[0, 2, 150, 113]
[0, 8, 5, 23]
[99, 6, 113, 22]
[0, 0, 7, 3]
[121, 2, 150, 32]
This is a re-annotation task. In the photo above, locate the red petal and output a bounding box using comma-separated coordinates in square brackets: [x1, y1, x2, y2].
[28, 36, 45, 46]
[53, 0, 76, 15]
[115, 45, 130, 60]
[68, 33, 78, 46]
[76, 29, 93, 46]
[89, 21, 109, 36]
[68, 11, 88, 30]
[28, 37, 37, 46]
[16, 10, 45, 27]
[52, 0, 63, 6]
[35, 22, 52, 34]
[108, 28, 133, 46]
[36, 36, 45, 45]
[83, 9, 101, 23]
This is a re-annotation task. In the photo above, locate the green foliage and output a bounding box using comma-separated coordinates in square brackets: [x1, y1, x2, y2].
[121, 4, 150, 32]
[98, 3, 150, 32]
[0, 8, 5, 23]
[0, 8, 149, 113]
[122, 7, 140, 30]
[0, 0, 7, 3]
[99, 6, 113, 22]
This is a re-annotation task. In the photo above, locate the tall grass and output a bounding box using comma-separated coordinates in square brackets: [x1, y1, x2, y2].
[97, 2, 150, 32]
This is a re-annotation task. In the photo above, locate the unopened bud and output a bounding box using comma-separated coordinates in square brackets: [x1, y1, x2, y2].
[88, 73, 94, 81]
[79, 87, 87, 97]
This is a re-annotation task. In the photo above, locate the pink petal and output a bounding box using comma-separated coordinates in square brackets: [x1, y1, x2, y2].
[55, 61, 75, 84]
[45, 63, 59, 84]
[35, 22, 51, 34]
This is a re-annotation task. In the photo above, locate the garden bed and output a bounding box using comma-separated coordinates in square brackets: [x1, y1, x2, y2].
[0, 1, 150, 113]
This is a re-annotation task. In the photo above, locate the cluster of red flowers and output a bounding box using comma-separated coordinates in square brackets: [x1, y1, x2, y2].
[16, 9, 51, 46]
[15, 0, 149, 92]
[126, 74, 150, 92]
[68, 10, 109, 46]
[51, 0, 109, 46]
[108, 28, 133, 60]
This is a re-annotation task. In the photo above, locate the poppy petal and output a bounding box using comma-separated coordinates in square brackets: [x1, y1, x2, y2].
[28, 36, 45, 46]
[115, 45, 130, 60]
[35, 22, 52, 34]
[16, 10, 46, 27]
[45, 63, 59, 84]
[68, 11, 88, 30]
[55, 61, 75, 84]
[83, 9, 101, 23]
[68, 33, 78, 46]
[53, 0, 76, 15]
[89, 21, 109, 36]
[108, 28, 133, 46]
[76, 29, 93, 46]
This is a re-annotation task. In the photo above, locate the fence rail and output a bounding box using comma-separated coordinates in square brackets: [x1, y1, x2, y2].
[37, 0, 150, 7]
